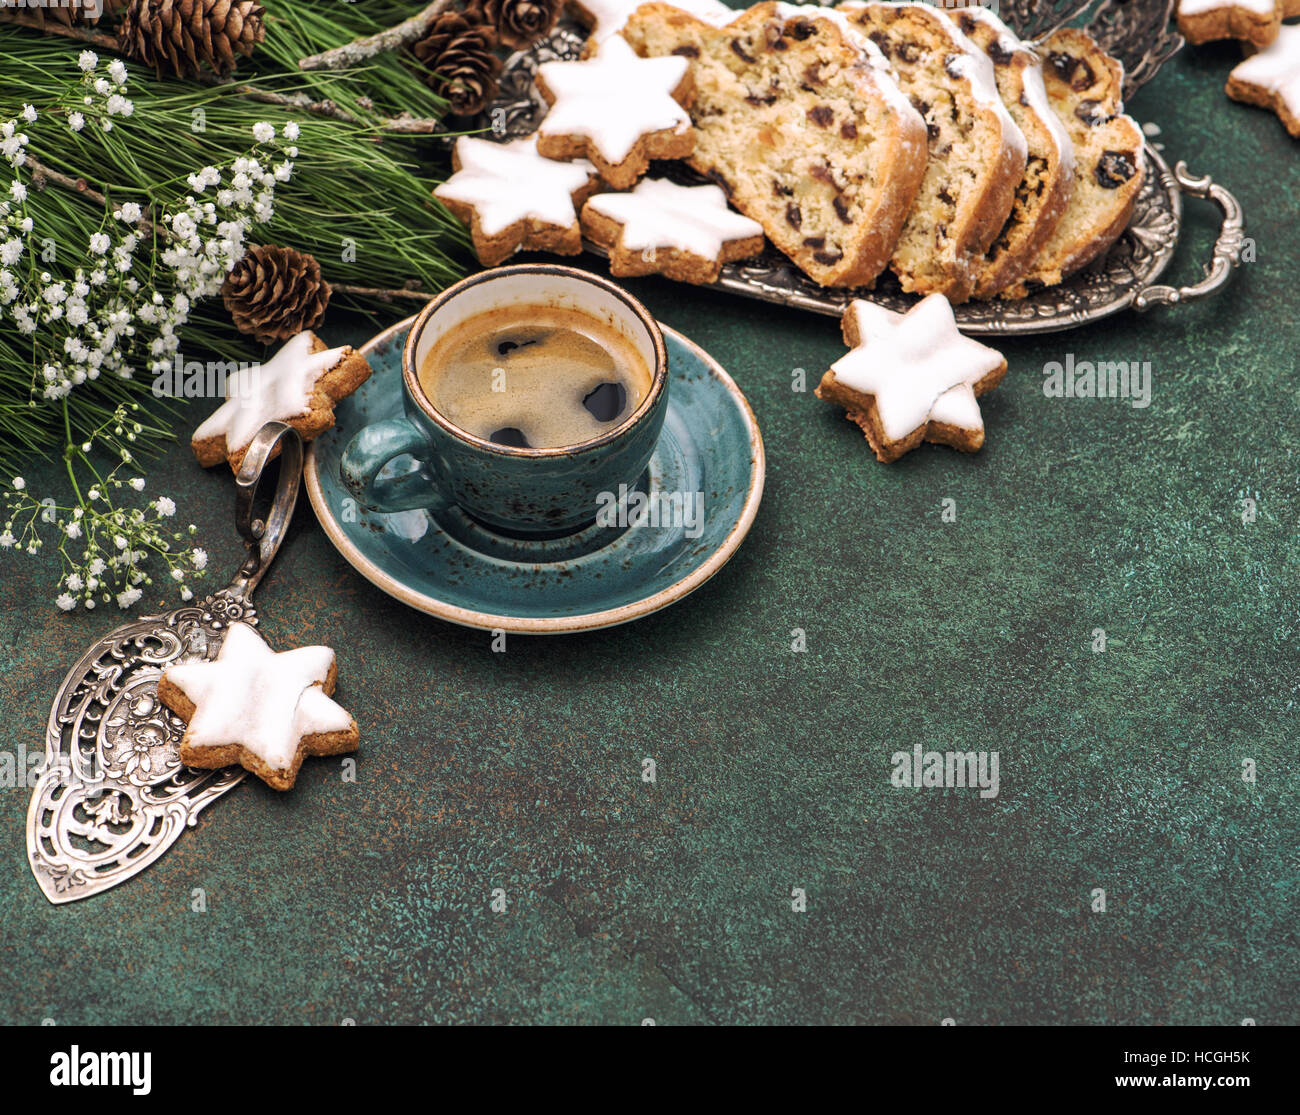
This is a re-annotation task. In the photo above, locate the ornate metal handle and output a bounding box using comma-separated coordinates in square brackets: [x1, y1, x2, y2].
[1133, 161, 1245, 312]
[230, 421, 303, 596]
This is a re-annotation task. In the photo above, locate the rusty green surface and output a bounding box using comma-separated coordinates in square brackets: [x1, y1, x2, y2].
[2, 41, 1299, 1025]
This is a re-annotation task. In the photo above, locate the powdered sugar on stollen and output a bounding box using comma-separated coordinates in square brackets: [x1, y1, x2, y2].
[956, 4, 1068, 173]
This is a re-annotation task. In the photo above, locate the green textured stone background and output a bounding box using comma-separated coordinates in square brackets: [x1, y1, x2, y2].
[2, 35, 1298, 1025]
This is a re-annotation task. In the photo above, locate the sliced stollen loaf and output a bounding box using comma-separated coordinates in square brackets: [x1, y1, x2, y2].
[954, 5, 1075, 299]
[621, 1, 928, 287]
[1002, 27, 1145, 298]
[837, 1, 1027, 303]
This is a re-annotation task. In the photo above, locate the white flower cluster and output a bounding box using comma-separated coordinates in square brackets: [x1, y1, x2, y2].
[0, 53, 298, 401]
[0, 53, 306, 610]
[1, 406, 208, 611]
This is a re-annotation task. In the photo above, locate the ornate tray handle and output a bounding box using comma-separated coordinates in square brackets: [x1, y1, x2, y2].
[1134, 162, 1245, 312]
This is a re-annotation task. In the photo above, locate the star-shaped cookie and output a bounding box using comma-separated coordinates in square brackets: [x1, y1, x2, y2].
[1177, 0, 1293, 49]
[158, 622, 358, 791]
[1227, 21, 1300, 136]
[434, 134, 601, 266]
[581, 177, 764, 283]
[535, 33, 695, 189]
[815, 294, 1007, 463]
[191, 330, 371, 471]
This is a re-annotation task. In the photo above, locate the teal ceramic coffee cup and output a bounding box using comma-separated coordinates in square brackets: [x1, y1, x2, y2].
[340, 264, 669, 535]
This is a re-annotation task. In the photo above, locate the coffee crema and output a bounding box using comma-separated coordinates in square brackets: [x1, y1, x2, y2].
[417, 304, 654, 450]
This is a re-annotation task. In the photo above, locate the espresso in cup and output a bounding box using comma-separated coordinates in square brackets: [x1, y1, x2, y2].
[417, 304, 654, 450]
[341, 264, 668, 535]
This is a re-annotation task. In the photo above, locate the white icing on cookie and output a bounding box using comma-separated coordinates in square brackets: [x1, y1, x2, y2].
[1180, 0, 1275, 15]
[831, 294, 1004, 442]
[537, 34, 692, 165]
[1230, 22, 1300, 118]
[584, 177, 763, 258]
[434, 134, 596, 238]
[577, 0, 734, 47]
[162, 622, 354, 773]
[193, 331, 347, 453]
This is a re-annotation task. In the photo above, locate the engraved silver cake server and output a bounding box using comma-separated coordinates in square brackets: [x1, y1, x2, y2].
[26, 421, 303, 904]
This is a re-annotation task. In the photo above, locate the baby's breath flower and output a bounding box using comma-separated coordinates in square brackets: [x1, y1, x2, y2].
[78, 51, 97, 72]
[57, 593, 76, 611]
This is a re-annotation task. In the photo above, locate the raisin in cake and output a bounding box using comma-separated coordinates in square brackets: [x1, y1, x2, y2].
[838, 1, 1027, 303]
[621, 1, 928, 287]
[1001, 27, 1144, 298]
[954, 5, 1075, 299]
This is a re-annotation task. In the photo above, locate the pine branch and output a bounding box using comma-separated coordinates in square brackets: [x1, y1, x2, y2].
[0, 13, 443, 133]
[25, 153, 108, 208]
[332, 283, 436, 303]
[0, 11, 118, 50]
[223, 84, 444, 134]
[297, 0, 455, 71]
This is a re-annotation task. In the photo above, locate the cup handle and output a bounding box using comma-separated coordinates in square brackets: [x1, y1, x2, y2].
[340, 414, 448, 514]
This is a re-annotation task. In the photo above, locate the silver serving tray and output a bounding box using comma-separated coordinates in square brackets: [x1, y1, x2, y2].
[461, 0, 1244, 334]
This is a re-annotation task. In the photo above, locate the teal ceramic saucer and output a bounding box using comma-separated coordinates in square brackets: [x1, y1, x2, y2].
[304, 316, 764, 633]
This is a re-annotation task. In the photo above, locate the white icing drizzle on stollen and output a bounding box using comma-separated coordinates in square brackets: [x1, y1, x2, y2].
[841, 1, 1027, 163]
[776, 2, 918, 122]
[1230, 22, 1300, 116]
[579, 0, 734, 48]
[585, 177, 763, 257]
[434, 135, 596, 238]
[831, 294, 1004, 441]
[162, 622, 354, 772]
[957, 4, 1075, 177]
[537, 34, 692, 165]
[193, 331, 347, 452]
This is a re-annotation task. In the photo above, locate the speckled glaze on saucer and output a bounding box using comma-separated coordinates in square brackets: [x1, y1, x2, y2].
[305, 315, 764, 634]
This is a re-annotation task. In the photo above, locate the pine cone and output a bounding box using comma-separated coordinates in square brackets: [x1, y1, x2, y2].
[412, 10, 502, 117]
[119, 0, 266, 79]
[221, 245, 331, 344]
[469, 0, 560, 51]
